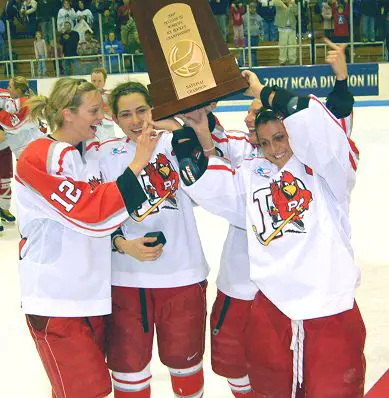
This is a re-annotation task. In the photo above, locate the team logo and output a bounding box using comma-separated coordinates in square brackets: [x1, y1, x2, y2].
[88, 175, 102, 191]
[169, 40, 204, 78]
[111, 144, 128, 155]
[254, 165, 271, 178]
[131, 153, 179, 222]
[252, 170, 313, 246]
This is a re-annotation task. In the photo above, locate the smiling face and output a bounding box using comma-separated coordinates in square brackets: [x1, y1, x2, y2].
[256, 120, 293, 169]
[63, 90, 104, 143]
[113, 92, 152, 141]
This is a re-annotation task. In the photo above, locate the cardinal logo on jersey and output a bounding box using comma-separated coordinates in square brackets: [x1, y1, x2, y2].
[252, 170, 313, 246]
[88, 175, 102, 191]
[131, 153, 179, 222]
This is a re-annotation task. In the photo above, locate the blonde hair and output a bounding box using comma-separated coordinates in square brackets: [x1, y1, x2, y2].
[27, 78, 97, 131]
[11, 76, 35, 98]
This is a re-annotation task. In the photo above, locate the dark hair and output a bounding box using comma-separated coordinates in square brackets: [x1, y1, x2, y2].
[110, 81, 152, 116]
[254, 107, 279, 129]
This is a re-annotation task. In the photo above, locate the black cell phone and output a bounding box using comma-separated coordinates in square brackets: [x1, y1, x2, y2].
[144, 231, 167, 247]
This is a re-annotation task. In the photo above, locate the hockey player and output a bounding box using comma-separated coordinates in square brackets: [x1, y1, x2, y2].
[174, 39, 356, 398]
[90, 81, 208, 398]
[15, 77, 158, 398]
[172, 68, 365, 397]
[90, 67, 117, 141]
[0, 78, 44, 229]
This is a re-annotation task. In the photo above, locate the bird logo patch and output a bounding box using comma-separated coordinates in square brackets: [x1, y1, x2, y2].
[131, 153, 180, 222]
[252, 170, 313, 246]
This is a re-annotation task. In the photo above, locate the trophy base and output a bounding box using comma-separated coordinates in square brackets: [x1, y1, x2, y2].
[149, 54, 249, 120]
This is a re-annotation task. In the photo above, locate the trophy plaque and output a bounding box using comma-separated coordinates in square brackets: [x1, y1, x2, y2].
[130, 0, 248, 120]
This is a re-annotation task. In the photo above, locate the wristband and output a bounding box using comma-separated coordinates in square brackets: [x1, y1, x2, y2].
[112, 234, 125, 254]
[260, 85, 276, 109]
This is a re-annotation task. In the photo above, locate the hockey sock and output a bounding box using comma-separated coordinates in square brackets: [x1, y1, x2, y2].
[112, 364, 152, 397]
[0, 178, 11, 210]
[228, 376, 253, 397]
[169, 361, 204, 397]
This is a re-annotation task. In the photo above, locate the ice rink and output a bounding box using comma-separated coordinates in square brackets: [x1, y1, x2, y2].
[0, 104, 388, 397]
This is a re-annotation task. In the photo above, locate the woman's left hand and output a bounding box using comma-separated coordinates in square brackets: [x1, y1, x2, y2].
[242, 70, 264, 98]
[178, 107, 210, 135]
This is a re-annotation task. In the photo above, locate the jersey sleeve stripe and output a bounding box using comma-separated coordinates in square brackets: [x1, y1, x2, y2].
[340, 118, 347, 134]
[349, 152, 357, 171]
[208, 164, 236, 175]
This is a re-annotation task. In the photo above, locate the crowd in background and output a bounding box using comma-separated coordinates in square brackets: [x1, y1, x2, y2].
[210, 0, 389, 64]
[0, 0, 388, 77]
[0, 0, 144, 75]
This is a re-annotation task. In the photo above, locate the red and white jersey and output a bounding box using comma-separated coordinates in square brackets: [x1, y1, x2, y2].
[15, 138, 131, 317]
[92, 133, 209, 288]
[339, 113, 353, 137]
[210, 120, 259, 300]
[0, 97, 45, 158]
[0, 89, 14, 151]
[185, 97, 360, 320]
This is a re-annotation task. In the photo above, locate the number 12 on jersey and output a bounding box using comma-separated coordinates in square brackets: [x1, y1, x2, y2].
[51, 180, 82, 212]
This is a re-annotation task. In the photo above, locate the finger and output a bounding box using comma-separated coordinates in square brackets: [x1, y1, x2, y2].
[141, 237, 158, 244]
[323, 37, 339, 51]
[339, 43, 348, 51]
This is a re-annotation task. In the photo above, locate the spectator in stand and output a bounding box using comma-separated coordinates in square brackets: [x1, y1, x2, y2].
[59, 20, 79, 75]
[242, 1, 263, 66]
[257, 0, 278, 41]
[101, 7, 116, 39]
[322, 0, 334, 38]
[20, 0, 37, 38]
[57, 0, 77, 33]
[89, 0, 107, 38]
[210, 0, 229, 41]
[360, 0, 378, 42]
[74, 0, 93, 41]
[104, 31, 123, 73]
[117, 0, 131, 34]
[0, 19, 5, 64]
[274, 0, 298, 65]
[352, 0, 362, 41]
[382, 0, 389, 59]
[107, 0, 118, 35]
[332, 0, 350, 61]
[34, 30, 47, 76]
[77, 28, 100, 74]
[121, 14, 145, 71]
[3, 0, 19, 37]
[376, 0, 388, 40]
[36, 0, 57, 45]
[231, 1, 246, 66]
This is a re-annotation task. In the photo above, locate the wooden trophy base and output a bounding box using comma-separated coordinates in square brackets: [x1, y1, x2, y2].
[150, 54, 248, 120]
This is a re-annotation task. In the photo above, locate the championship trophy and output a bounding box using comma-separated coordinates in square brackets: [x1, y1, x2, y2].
[130, 0, 248, 120]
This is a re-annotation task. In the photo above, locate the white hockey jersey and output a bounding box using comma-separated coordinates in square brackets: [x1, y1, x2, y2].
[185, 98, 360, 320]
[210, 120, 259, 300]
[15, 137, 145, 317]
[92, 133, 209, 288]
[0, 97, 45, 158]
